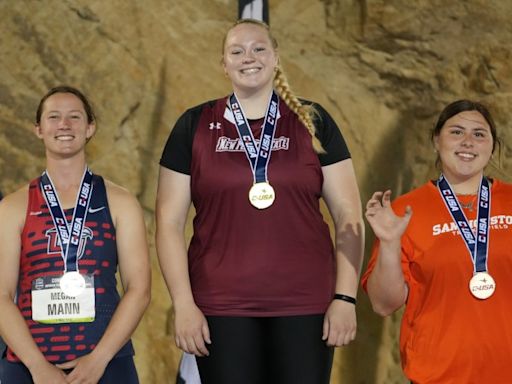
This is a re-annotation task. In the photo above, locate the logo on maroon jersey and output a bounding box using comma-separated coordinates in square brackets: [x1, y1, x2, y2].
[216, 136, 289, 152]
[209, 122, 222, 130]
[45, 226, 93, 259]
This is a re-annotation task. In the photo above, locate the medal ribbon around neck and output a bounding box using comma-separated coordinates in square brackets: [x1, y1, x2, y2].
[437, 174, 491, 273]
[229, 91, 279, 186]
[40, 168, 94, 274]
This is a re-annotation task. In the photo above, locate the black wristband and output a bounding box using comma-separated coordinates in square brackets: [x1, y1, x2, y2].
[333, 293, 356, 305]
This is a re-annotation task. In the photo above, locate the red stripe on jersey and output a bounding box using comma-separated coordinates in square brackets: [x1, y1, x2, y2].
[51, 345, 71, 352]
[50, 336, 70, 343]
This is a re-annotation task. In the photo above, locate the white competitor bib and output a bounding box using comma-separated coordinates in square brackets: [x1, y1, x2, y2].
[32, 274, 95, 323]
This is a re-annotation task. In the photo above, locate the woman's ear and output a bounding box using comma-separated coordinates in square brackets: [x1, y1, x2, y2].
[34, 124, 43, 139]
[433, 135, 439, 152]
[86, 122, 96, 139]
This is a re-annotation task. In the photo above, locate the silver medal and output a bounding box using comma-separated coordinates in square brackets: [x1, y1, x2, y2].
[60, 271, 86, 297]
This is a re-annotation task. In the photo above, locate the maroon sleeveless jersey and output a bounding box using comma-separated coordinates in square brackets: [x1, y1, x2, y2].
[160, 97, 350, 316]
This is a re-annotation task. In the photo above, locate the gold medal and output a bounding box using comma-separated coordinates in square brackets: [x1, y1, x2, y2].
[249, 182, 275, 209]
[60, 271, 86, 297]
[469, 272, 495, 299]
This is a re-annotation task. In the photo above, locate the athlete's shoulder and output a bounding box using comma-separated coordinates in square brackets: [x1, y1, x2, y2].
[392, 182, 436, 211]
[173, 98, 225, 132]
[296, 97, 317, 106]
[0, 183, 30, 206]
[295, 98, 328, 114]
[104, 179, 144, 214]
[103, 179, 137, 202]
[183, 98, 224, 115]
[102, 179, 144, 230]
[0, 184, 30, 228]
[492, 178, 512, 191]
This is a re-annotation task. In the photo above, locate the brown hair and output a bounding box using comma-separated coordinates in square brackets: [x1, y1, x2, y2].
[36, 85, 96, 125]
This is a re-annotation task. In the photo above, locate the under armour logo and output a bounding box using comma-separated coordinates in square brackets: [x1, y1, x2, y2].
[209, 122, 221, 130]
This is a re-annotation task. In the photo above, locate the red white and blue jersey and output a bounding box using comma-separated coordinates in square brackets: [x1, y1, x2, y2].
[160, 96, 351, 316]
[7, 175, 134, 363]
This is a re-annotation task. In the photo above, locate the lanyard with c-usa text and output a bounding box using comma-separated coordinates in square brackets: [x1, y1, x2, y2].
[40, 168, 94, 274]
[228, 91, 279, 185]
[437, 174, 494, 299]
[437, 174, 491, 272]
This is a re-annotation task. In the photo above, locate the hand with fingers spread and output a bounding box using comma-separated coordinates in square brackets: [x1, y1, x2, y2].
[365, 190, 412, 243]
[174, 302, 211, 357]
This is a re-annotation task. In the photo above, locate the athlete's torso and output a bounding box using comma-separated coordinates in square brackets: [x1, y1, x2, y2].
[7, 175, 134, 363]
[161, 97, 350, 316]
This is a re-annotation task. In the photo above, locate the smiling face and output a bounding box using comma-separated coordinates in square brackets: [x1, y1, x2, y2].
[434, 110, 494, 185]
[35, 92, 95, 159]
[222, 22, 279, 97]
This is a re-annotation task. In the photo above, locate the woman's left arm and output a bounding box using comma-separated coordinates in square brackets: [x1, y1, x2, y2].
[58, 182, 151, 383]
[321, 159, 364, 347]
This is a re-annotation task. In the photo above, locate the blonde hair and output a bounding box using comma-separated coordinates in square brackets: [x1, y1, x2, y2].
[223, 19, 325, 153]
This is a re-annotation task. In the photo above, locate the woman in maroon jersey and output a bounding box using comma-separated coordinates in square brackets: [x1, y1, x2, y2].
[157, 19, 364, 383]
[0, 86, 150, 384]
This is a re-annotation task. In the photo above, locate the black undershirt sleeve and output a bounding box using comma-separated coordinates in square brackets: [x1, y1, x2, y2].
[311, 102, 351, 166]
[159, 104, 204, 175]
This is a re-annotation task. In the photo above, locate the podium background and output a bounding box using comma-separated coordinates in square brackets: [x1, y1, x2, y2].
[1, 1, 511, 383]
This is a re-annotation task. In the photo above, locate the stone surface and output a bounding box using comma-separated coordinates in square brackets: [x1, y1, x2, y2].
[0, 1, 511, 383]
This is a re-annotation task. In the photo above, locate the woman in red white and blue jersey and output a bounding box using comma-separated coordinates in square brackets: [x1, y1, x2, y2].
[0, 86, 151, 384]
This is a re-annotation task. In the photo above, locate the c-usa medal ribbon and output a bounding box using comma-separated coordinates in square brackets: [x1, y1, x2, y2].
[229, 91, 279, 209]
[40, 168, 94, 296]
[437, 175, 494, 299]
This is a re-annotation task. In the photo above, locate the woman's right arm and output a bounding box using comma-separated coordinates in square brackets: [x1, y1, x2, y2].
[155, 167, 210, 357]
[0, 188, 67, 384]
[365, 190, 412, 316]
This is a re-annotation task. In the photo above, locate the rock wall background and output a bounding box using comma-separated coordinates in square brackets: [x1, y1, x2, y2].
[1, 1, 511, 383]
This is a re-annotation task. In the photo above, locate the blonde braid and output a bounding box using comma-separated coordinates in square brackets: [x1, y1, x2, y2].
[273, 66, 325, 153]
